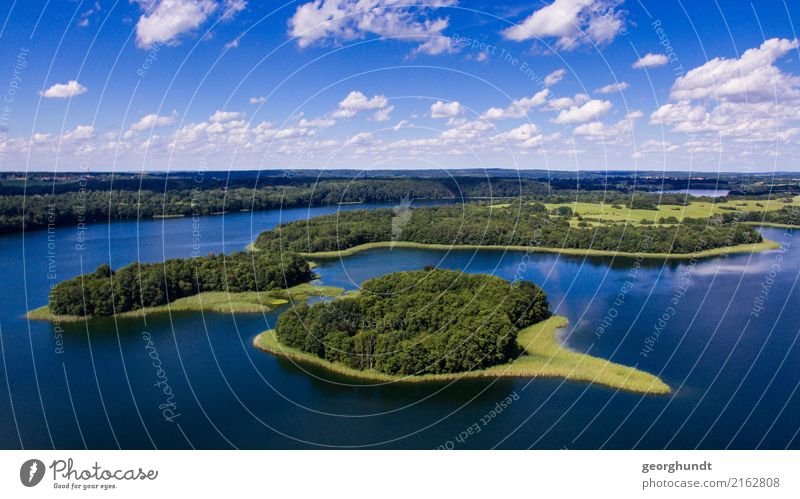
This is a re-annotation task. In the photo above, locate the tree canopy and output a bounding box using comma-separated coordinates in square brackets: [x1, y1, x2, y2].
[48, 251, 312, 317]
[275, 269, 550, 375]
[254, 202, 763, 255]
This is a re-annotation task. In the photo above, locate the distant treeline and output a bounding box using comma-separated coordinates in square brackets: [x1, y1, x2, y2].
[0, 177, 555, 234]
[255, 203, 763, 255]
[2, 172, 794, 234]
[48, 251, 312, 317]
[276, 269, 550, 374]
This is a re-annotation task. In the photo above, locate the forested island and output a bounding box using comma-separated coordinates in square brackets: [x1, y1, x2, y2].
[27, 251, 341, 320]
[252, 202, 775, 259]
[255, 269, 670, 394]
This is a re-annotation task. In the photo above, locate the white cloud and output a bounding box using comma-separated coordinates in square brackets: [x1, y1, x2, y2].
[544, 68, 566, 86]
[544, 93, 589, 111]
[41, 80, 88, 98]
[209, 110, 244, 122]
[650, 39, 800, 144]
[501, 0, 626, 51]
[131, 113, 177, 131]
[669, 38, 800, 102]
[482, 89, 550, 120]
[573, 112, 638, 139]
[344, 131, 376, 146]
[370, 105, 394, 122]
[63, 125, 96, 141]
[288, 0, 458, 55]
[133, 0, 247, 49]
[135, 0, 218, 48]
[224, 34, 243, 49]
[632, 53, 668, 69]
[298, 117, 336, 128]
[595, 81, 629, 94]
[332, 90, 389, 118]
[249, 96, 267, 105]
[412, 36, 457, 56]
[430, 100, 463, 118]
[221, 0, 247, 21]
[552, 99, 612, 124]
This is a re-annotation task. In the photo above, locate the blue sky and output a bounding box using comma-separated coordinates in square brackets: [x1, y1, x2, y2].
[0, 0, 799, 172]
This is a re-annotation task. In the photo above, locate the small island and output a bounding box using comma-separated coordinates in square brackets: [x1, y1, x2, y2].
[254, 269, 670, 395]
[27, 251, 341, 321]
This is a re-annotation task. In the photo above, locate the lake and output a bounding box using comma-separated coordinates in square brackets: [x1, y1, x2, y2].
[661, 189, 730, 197]
[0, 202, 798, 449]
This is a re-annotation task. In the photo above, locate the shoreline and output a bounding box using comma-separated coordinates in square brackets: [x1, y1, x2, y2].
[253, 316, 672, 395]
[249, 238, 781, 260]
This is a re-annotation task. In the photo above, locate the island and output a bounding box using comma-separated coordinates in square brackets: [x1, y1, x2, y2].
[251, 201, 780, 259]
[254, 268, 670, 395]
[27, 251, 341, 321]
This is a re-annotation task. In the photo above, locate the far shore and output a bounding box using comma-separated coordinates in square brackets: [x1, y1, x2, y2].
[248, 239, 781, 260]
[253, 316, 672, 395]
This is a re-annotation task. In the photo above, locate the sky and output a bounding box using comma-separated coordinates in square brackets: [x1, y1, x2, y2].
[0, 0, 799, 173]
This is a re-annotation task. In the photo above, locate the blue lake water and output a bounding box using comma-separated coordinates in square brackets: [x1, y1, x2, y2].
[662, 189, 730, 197]
[0, 202, 798, 449]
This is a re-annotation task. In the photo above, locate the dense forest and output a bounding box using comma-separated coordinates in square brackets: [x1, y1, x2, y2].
[741, 204, 800, 226]
[48, 251, 312, 317]
[254, 202, 763, 255]
[275, 269, 550, 375]
[0, 177, 556, 234]
[2, 170, 795, 235]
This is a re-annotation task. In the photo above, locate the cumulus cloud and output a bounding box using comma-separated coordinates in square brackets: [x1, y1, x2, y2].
[430, 100, 463, 118]
[209, 110, 244, 122]
[298, 116, 336, 128]
[130, 113, 177, 131]
[544, 93, 589, 111]
[650, 38, 800, 144]
[552, 99, 612, 124]
[221, 0, 247, 21]
[134, 0, 247, 49]
[669, 38, 800, 102]
[135, 0, 217, 48]
[370, 105, 394, 122]
[632, 53, 668, 69]
[544, 69, 566, 86]
[501, 0, 626, 51]
[482, 89, 550, 120]
[332, 90, 389, 118]
[573, 111, 639, 139]
[63, 125, 96, 141]
[595, 81, 629, 94]
[288, 0, 458, 55]
[40, 80, 88, 98]
[249, 96, 267, 104]
[497, 123, 546, 148]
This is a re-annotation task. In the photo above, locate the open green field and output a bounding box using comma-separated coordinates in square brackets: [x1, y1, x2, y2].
[253, 315, 671, 395]
[26, 283, 343, 322]
[542, 196, 800, 225]
[289, 239, 780, 260]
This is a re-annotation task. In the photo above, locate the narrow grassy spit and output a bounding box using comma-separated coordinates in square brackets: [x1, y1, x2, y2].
[253, 315, 671, 395]
[26, 283, 343, 323]
[291, 239, 781, 260]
